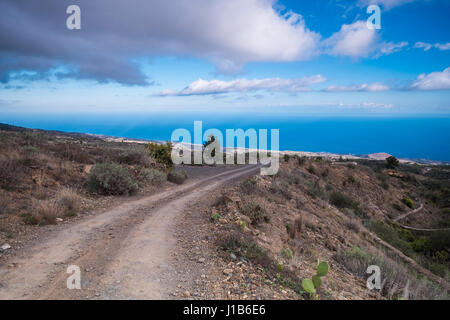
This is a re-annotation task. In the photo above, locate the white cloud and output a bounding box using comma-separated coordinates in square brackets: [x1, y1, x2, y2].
[338, 101, 394, 108]
[0, 0, 321, 81]
[325, 82, 389, 92]
[410, 67, 450, 90]
[323, 21, 408, 59]
[414, 42, 450, 51]
[435, 43, 450, 51]
[414, 42, 433, 51]
[376, 41, 409, 57]
[323, 21, 378, 58]
[157, 75, 326, 96]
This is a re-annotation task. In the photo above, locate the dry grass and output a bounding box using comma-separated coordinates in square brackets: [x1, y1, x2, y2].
[0, 191, 11, 216]
[287, 215, 304, 239]
[29, 200, 60, 225]
[0, 151, 26, 190]
[334, 245, 448, 300]
[56, 187, 81, 217]
[344, 219, 360, 233]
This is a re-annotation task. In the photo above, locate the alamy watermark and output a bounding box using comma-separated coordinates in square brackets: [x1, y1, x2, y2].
[366, 265, 381, 290]
[367, 5, 381, 30]
[66, 4, 381, 31]
[171, 121, 279, 175]
[66, 265, 81, 289]
[66, 5, 81, 30]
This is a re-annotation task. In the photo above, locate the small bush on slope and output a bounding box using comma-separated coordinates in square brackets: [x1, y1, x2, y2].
[56, 188, 81, 217]
[87, 163, 138, 196]
[25, 200, 60, 225]
[167, 170, 187, 184]
[140, 168, 167, 186]
[145, 142, 173, 168]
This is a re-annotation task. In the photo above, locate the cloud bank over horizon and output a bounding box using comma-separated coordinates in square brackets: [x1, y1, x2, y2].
[0, 0, 322, 85]
[0, 0, 421, 87]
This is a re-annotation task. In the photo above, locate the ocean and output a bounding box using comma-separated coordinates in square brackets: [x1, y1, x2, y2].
[1, 113, 449, 161]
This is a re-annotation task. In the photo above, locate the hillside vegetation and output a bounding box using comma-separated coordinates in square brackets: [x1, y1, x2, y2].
[207, 155, 449, 299]
[0, 125, 178, 243]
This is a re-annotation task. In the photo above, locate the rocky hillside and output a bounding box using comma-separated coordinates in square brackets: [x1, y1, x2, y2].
[205, 155, 449, 300]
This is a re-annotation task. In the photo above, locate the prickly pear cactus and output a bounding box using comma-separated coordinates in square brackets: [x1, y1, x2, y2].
[316, 261, 329, 277]
[301, 279, 316, 294]
[301, 260, 330, 296]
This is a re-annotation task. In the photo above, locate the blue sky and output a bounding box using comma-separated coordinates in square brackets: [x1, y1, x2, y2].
[0, 0, 449, 115]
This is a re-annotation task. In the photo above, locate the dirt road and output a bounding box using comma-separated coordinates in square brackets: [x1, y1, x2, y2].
[0, 165, 260, 300]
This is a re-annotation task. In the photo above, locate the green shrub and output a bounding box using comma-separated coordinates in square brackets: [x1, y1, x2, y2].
[386, 156, 399, 169]
[366, 220, 414, 257]
[141, 168, 166, 186]
[330, 192, 352, 208]
[433, 250, 449, 264]
[329, 191, 364, 216]
[145, 142, 173, 168]
[210, 212, 222, 221]
[402, 197, 414, 209]
[410, 236, 430, 252]
[167, 170, 187, 184]
[283, 154, 290, 162]
[87, 163, 138, 195]
[398, 228, 415, 242]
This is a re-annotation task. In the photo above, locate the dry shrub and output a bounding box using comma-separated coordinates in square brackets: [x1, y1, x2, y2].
[344, 219, 360, 233]
[0, 191, 11, 216]
[334, 246, 448, 300]
[32, 185, 49, 200]
[0, 151, 26, 190]
[269, 181, 291, 200]
[303, 216, 318, 231]
[240, 177, 258, 195]
[287, 215, 304, 239]
[240, 200, 269, 225]
[56, 188, 81, 216]
[217, 231, 273, 270]
[118, 147, 151, 166]
[52, 143, 92, 164]
[27, 200, 60, 225]
[214, 195, 232, 207]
